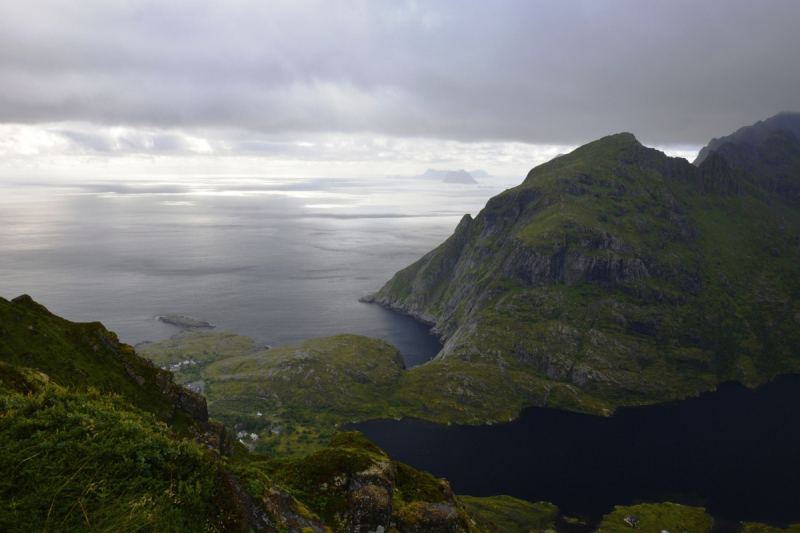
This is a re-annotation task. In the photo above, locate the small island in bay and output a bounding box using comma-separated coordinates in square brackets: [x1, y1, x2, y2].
[158, 314, 214, 329]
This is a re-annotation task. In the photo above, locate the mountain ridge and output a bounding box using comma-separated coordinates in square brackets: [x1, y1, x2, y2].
[693, 111, 800, 165]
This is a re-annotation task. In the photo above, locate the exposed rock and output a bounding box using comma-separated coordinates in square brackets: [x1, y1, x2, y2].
[349, 485, 392, 533]
[158, 314, 214, 329]
[396, 502, 458, 533]
[261, 484, 330, 533]
[696, 151, 743, 197]
[222, 472, 279, 533]
[124, 363, 146, 385]
[179, 388, 209, 421]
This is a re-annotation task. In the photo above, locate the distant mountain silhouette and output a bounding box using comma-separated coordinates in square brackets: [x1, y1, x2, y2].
[442, 170, 478, 184]
[387, 168, 490, 181]
[694, 111, 800, 165]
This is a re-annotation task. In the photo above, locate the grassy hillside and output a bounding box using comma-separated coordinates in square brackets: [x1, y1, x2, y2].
[0, 362, 248, 532]
[0, 295, 196, 428]
[460, 495, 559, 533]
[141, 333, 408, 456]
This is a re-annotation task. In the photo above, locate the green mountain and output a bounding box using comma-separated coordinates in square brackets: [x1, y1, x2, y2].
[363, 130, 800, 417]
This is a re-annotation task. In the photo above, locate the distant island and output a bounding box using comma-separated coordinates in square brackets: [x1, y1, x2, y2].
[157, 314, 214, 329]
[387, 167, 490, 183]
[443, 169, 478, 184]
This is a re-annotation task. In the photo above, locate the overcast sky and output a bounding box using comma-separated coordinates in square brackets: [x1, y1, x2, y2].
[1, 0, 799, 178]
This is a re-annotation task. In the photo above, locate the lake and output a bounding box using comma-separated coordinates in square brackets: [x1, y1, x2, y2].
[353, 374, 800, 529]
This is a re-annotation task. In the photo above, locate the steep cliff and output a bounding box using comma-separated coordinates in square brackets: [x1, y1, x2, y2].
[363, 131, 800, 417]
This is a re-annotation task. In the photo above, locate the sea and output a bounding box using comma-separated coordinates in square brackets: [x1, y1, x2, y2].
[0, 174, 517, 366]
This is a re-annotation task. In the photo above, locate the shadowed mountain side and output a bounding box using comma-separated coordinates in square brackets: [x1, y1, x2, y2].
[694, 111, 800, 165]
[362, 131, 800, 418]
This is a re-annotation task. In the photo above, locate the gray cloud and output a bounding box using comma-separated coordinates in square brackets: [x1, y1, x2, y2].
[1, 0, 799, 145]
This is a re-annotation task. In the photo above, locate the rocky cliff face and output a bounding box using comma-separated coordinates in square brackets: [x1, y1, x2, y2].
[363, 130, 800, 417]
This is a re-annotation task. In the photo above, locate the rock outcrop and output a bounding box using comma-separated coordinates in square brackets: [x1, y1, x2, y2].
[255, 432, 490, 533]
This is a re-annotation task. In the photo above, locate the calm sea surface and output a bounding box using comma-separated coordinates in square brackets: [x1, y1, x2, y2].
[0, 175, 515, 366]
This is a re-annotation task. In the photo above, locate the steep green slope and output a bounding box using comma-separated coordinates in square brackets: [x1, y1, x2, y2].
[363, 132, 800, 419]
[0, 361, 498, 533]
[0, 294, 174, 416]
[0, 294, 231, 447]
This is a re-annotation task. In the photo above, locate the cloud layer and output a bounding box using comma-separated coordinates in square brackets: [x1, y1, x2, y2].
[2, 0, 799, 148]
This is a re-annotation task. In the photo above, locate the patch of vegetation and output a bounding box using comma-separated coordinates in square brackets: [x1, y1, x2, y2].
[142, 332, 408, 456]
[460, 495, 560, 533]
[740, 523, 800, 533]
[0, 369, 245, 532]
[594, 502, 713, 533]
[140, 331, 265, 385]
[394, 461, 448, 503]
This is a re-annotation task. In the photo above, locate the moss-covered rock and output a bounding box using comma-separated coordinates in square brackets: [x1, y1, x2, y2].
[594, 502, 713, 533]
[240, 431, 492, 533]
[459, 495, 559, 533]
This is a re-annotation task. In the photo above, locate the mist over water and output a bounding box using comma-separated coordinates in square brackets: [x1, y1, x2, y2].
[0, 175, 518, 366]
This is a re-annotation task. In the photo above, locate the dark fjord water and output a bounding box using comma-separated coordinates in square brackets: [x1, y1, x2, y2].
[354, 375, 800, 528]
[3, 176, 800, 528]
